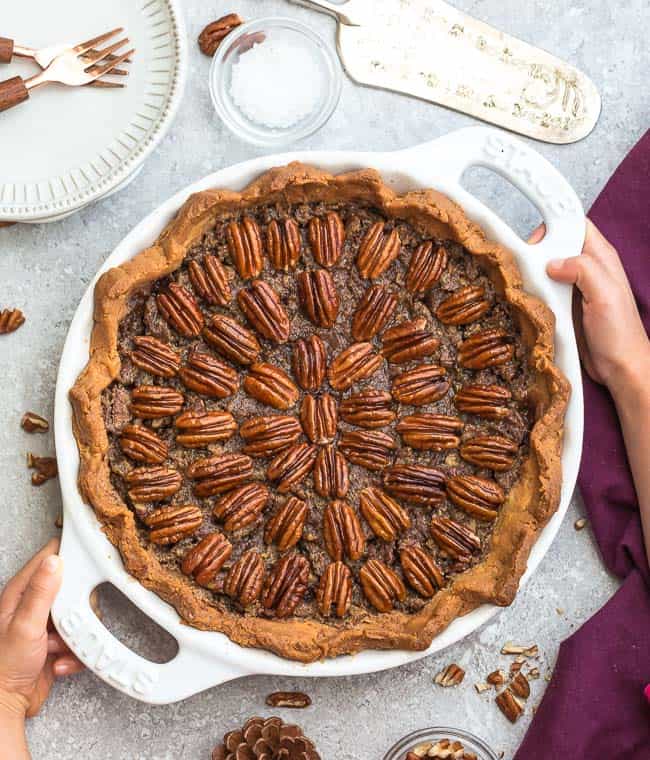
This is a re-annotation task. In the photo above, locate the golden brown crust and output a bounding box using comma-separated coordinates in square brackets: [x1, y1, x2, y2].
[70, 163, 570, 662]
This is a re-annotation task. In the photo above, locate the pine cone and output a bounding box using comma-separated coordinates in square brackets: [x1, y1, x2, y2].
[212, 716, 321, 760]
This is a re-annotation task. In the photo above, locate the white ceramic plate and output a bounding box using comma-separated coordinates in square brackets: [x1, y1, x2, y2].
[0, 0, 186, 223]
[52, 127, 585, 704]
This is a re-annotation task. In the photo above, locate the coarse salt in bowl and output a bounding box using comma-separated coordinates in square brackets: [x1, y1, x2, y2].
[209, 17, 342, 147]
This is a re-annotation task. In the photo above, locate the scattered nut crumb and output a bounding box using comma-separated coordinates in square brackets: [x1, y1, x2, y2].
[21, 411, 49, 433]
[574, 517, 587, 530]
[556, 607, 565, 615]
[26, 452, 58, 485]
[527, 667, 540, 679]
[474, 682, 491, 693]
[0, 308, 25, 335]
[434, 663, 465, 687]
[265, 691, 312, 709]
[501, 642, 538, 657]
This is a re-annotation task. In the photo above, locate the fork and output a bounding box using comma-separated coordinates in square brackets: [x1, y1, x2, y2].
[0, 28, 134, 113]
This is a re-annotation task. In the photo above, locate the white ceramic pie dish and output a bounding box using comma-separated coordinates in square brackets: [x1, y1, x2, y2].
[52, 126, 585, 704]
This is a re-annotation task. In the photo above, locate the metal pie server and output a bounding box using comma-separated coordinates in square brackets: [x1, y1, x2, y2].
[289, 0, 601, 144]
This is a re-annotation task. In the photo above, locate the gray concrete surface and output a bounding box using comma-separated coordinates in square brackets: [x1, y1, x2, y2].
[1, 0, 647, 757]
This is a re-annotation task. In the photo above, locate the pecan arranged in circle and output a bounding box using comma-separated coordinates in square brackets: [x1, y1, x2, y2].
[264, 496, 308, 550]
[181, 533, 232, 587]
[323, 500, 365, 561]
[351, 285, 397, 341]
[359, 486, 410, 541]
[244, 362, 299, 410]
[435, 285, 490, 325]
[119, 424, 168, 464]
[131, 336, 181, 378]
[328, 342, 384, 391]
[396, 414, 463, 451]
[179, 349, 239, 398]
[224, 549, 264, 607]
[308, 211, 345, 267]
[203, 314, 261, 365]
[446, 474, 505, 521]
[406, 241, 447, 293]
[130, 386, 184, 419]
[187, 453, 253, 497]
[296, 269, 339, 328]
[292, 335, 327, 391]
[156, 283, 204, 337]
[300, 393, 337, 444]
[144, 504, 202, 545]
[339, 429, 397, 471]
[174, 410, 237, 447]
[240, 415, 302, 457]
[339, 390, 395, 429]
[460, 435, 518, 471]
[454, 383, 512, 419]
[400, 545, 444, 597]
[430, 516, 481, 561]
[267, 443, 317, 492]
[262, 553, 309, 618]
[317, 561, 352, 618]
[458, 328, 514, 369]
[198, 13, 243, 56]
[213, 483, 269, 532]
[267, 218, 301, 271]
[125, 465, 182, 502]
[313, 445, 349, 498]
[381, 318, 439, 364]
[188, 254, 231, 306]
[238, 280, 290, 343]
[226, 217, 263, 279]
[356, 221, 401, 279]
[391, 364, 450, 406]
[383, 464, 446, 506]
[359, 559, 406, 612]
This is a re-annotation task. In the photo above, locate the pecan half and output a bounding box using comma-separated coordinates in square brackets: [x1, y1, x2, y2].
[224, 549, 264, 607]
[213, 483, 269, 532]
[446, 474, 505, 521]
[339, 429, 397, 471]
[226, 217, 263, 279]
[188, 254, 231, 306]
[328, 342, 384, 391]
[308, 211, 345, 267]
[119, 424, 168, 464]
[300, 394, 337, 444]
[266, 443, 317, 492]
[510, 672, 531, 700]
[460, 435, 518, 471]
[313, 445, 349, 498]
[125, 466, 182, 502]
[338, 390, 395, 429]
[181, 533, 232, 587]
[156, 283, 204, 337]
[131, 336, 181, 378]
[400, 545, 444, 597]
[292, 335, 327, 391]
[351, 285, 397, 341]
[496, 689, 524, 723]
[434, 663, 465, 687]
[383, 464, 446, 506]
[405, 241, 448, 294]
[0, 308, 25, 334]
[175, 410, 237, 447]
[458, 328, 514, 369]
[396, 414, 463, 451]
[203, 314, 261, 365]
[430, 516, 481, 561]
[244, 362, 299, 410]
[240, 415, 302, 457]
[316, 561, 352, 618]
[27, 454, 57, 486]
[21, 411, 49, 434]
[265, 691, 312, 709]
[296, 269, 339, 328]
[454, 383, 512, 419]
[359, 486, 410, 541]
[262, 553, 309, 618]
[391, 364, 450, 406]
[381, 318, 439, 364]
[436, 285, 490, 325]
[130, 386, 184, 419]
[198, 13, 243, 56]
[238, 280, 290, 343]
[187, 453, 253, 497]
[323, 500, 365, 561]
[356, 222, 401, 279]
[179, 349, 239, 399]
[264, 496, 308, 550]
[359, 559, 406, 612]
[267, 218, 301, 271]
[144, 504, 202, 545]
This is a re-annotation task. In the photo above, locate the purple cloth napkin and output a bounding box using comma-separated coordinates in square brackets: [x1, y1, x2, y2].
[514, 132, 650, 757]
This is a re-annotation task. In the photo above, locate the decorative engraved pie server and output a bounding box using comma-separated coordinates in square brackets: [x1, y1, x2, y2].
[289, 0, 601, 144]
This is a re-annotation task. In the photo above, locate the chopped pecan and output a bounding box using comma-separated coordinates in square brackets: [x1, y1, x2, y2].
[188, 254, 231, 306]
[317, 561, 352, 618]
[266, 443, 317, 492]
[323, 500, 365, 561]
[130, 386, 184, 419]
[296, 269, 339, 328]
[434, 663, 465, 687]
[179, 349, 239, 398]
[262, 553, 309, 618]
[496, 689, 524, 723]
[400, 545, 444, 597]
[436, 285, 490, 325]
[460, 435, 518, 471]
[0, 308, 25, 334]
[203, 314, 261, 365]
[226, 217, 263, 279]
[267, 218, 301, 271]
[328, 342, 384, 391]
[383, 464, 446, 506]
[224, 549, 264, 607]
[339, 429, 397, 471]
[487, 670, 506, 686]
[20, 411, 49, 434]
[213, 483, 269, 532]
[359, 486, 410, 541]
[430, 516, 481, 561]
[27, 454, 57, 486]
[454, 383, 512, 419]
[144, 504, 202, 545]
[313, 445, 349, 498]
[405, 241, 447, 293]
[381, 318, 439, 364]
[351, 285, 397, 341]
[181, 533, 232, 587]
[125, 465, 182, 502]
[264, 496, 308, 550]
[240, 415, 302, 457]
[356, 222, 401, 279]
[238, 280, 290, 343]
[265, 691, 312, 709]
[300, 393, 337, 444]
[510, 672, 531, 700]
[292, 335, 327, 391]
[391, 364, 450, 405]
[458, 329, 514, 369]
[308, 211, 345, 267]
[187, 453, 253, 497]
[396, 414, 463, 451]
[119, 424, 168, 464]
[244, 362, 299, 410]
[446, 474, 504, 521]
[198, 13, 243, 56]
[131, 336, 181, 378]
[339, 390, 395, 429]
[156, 283, 204, 337]
[359, 559, 406, 612]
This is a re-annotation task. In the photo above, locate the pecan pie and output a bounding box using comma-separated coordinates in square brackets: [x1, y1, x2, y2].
[71, 164, 569, 662]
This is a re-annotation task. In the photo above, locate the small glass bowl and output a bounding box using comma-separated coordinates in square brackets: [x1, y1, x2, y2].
[383, 727, 499, 760]
[209, 17, 342, 147]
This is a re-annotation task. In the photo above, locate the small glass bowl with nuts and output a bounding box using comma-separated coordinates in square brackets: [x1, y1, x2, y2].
[383, 728, 499, 760]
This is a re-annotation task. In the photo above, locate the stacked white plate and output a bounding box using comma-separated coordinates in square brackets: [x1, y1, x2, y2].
[0, 0, 187, 224]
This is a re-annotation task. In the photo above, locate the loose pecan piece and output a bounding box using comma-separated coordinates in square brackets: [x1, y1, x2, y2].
[400, 545, 444, 597]
[351, 285, 397, 341]
[339, 429, 397, 471]
[187, 453, 253, 497]
[131, 336, 181, 378]
[179, 349, 239, 399]
[391, 364, 450, 406]
[226, 217, 263, 279]
[266, 443, 317, 492]
[458, 328, 514, 369]
[300, 394, 337, 444]
[145, 504, 202, 545]
[175, 410, 237, 447]
[262, 553, 309, 618]
[328, 342, 384, 391]
[27, 454, 57, 486]
[430, 516, 481, 561]
[296, 269, 339, 328]
[356, 222, 401, 279]
[213, 483, 269, 532]
[338, 390, 395, 429]
[119, 424, 168, 464]
[240, 415, 302, 457]
[454, 383, 512, 419]
[313, 445, 349, 498]
[181, 533, 232, 587]
[130, 386, 184, 419]
[188, 254, 231, 306]
[510, 672, 531, 700]
[267, 218, 301, 271]
[125, 466, 182, 502]
[460, 435, 518, 471]
[0, 308, 25, 334]
[224, 549, 264, 607]
[308, 211, 345, 267]
[323, 501, 365, 561]
[292, 335, 326, 391]
[496, 689, 524, 723]
[238, 280, 290, 343]
[359, 486, 410, 541]
[359, 559, 406, 612]
[244, 362, 299, 410]
[316, 561, 352, 618]
[21, 411, 49, 434]
[198, 13, 243, 56]
[264, 496, 308, 550]
[383, 464, 446, 506]
[405, 241, 447, 294]
[446, 474, 505, 521]
[265, 691, 312, 709]
[203, 314, 261, 365]
[434, 663, 466, 687]
[156, 283, 204, 337]
[436, 285, 490, 325]
[396, 414, 463, 451]
[381, 318, 439, 364]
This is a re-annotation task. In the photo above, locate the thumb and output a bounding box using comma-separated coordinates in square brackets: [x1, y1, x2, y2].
[546, 256, 581, 284]
[12, 555, 62, 638]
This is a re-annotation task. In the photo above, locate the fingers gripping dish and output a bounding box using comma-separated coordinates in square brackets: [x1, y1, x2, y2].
[70, 164, 569, 662]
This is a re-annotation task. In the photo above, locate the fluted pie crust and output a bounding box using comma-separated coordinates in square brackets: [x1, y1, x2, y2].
[70, 163, 569, 662]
